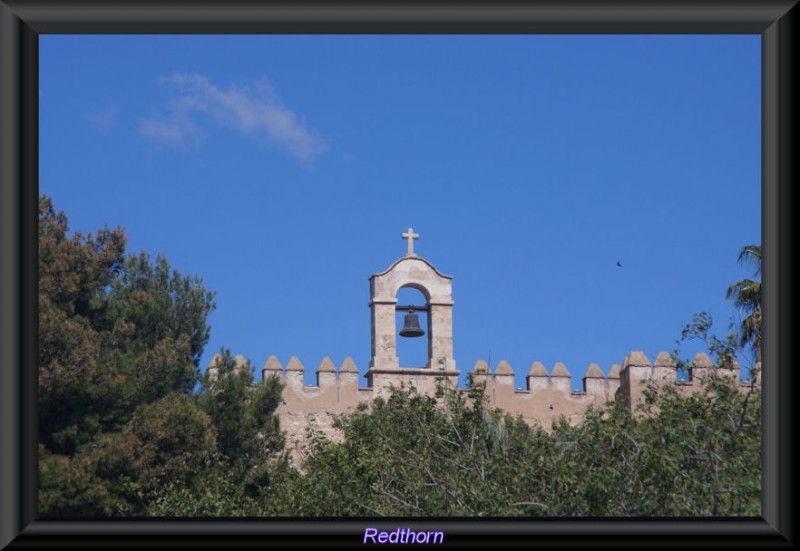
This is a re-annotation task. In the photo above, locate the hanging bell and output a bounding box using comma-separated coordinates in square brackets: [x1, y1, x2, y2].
[399, 309, 425, 338]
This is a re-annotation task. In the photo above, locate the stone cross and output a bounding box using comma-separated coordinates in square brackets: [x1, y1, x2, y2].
[402, 227, 419, 256]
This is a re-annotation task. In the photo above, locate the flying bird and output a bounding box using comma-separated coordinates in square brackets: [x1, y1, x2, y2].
[617, 261, 623, 267]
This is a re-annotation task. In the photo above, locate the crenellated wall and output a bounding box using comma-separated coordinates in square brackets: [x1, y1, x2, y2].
[260, 355, 373, 453]
[467, 359, 619, 426]
[211, 351, 760, 465]
[210, 241, 761, 466]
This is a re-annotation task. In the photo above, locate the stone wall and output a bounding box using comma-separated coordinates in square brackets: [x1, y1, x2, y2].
[211, 351, 760, 465]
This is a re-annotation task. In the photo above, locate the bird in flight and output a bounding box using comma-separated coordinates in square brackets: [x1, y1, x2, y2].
[617, 261, 623, 267]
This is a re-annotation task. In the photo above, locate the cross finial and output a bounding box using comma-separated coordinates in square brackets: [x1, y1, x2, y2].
[402, 227, 420, 256]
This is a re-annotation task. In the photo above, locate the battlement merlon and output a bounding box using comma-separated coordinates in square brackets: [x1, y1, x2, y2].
[473, 358, 615, 396]
[206, 353, 249, 381]
[209, 350, 760, 422]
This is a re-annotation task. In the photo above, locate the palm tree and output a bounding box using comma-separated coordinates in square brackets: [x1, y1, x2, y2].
[726, 245, 761, 363]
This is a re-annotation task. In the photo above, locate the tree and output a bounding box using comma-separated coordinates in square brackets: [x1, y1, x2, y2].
[197, 349, 286, 494]
[38, 195, 761, 518]
[38, 195, 218, 516]
[39, 195, 127, 454]
[125, 394, 219, 496]
[266, 377, 759, 517]
[726, 244, 762, 363]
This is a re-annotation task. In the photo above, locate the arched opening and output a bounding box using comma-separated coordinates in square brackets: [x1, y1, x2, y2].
[395, 286, 429, 368]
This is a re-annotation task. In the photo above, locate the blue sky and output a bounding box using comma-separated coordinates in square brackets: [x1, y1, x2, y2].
[39, 35, 761, 391]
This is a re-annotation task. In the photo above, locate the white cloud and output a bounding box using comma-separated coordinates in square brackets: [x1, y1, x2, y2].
[88, 104, 119, 130]
[139, 112, 204, 148]
[139, 73, 328, 163]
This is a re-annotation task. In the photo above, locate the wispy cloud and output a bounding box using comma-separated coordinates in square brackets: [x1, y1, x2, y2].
[140, 112, 204, 149]
[88, 104, 119, 130]
[139, 73, 328, 164]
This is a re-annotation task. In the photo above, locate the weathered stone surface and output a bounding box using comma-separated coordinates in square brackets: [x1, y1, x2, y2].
[206, 354, 222, 381]
[525, 361, 549, 393]
[654, 352, 676, 368]
[606, 363, 622, 401]
[751, 362, 762, 384]
[583, 363, 604, 379]
[286, 356, 305, 372]
[268, 348, 760, 467]
[717, 356, 740, 382]
[402, 227, 420, 255]
[471, 360, 489, 374]
[652, 352, 677, 383]
[263, 355, 282, 373]
[284, 356, 305, 388]
[493, 360, 514, 386]
[494, 360, 514, 376]
[689, 353, 714, 382]
[528, 361, 549, 377]
[339, 357, 358, 373]
[691, 352, 714, 368]
[581, 363, 606, 398]
[315, 356, 337, 386]
[316, 357, 337, 373]
[624, 351, 652, 368]
[254, 240, 761, 466]
[208, 353, 248, 379]
[551, 362, 571, 377]
[549, 362, 571, 393]
[369, 252, 455, 374]
[262, 355, 283, 382]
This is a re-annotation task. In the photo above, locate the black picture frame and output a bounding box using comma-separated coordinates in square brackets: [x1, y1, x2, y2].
[1, 1, 796, 548]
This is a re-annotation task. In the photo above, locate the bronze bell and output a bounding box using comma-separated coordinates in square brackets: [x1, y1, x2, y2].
[399, 309, 425, 338]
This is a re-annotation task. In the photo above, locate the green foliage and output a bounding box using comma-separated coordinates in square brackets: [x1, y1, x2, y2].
[126, 393, 219, 495]
[669, 244, 763, 383]
[146, 455, 302, 517]
[39, 443, 136, 517]
[137, 354, 289, 517]
[38, 206, 762, 519]
[39, 196, 216, 455]
[39, 195, 128, 454]
[38, 195, 225, 516]
[105, 252, 216, 394]
[144, 456, 258, 517]
[278, 377, 760, 517]
[671, 311, 741, 374]
[726, 244, 762, 362]
[197, 349, 285, 487]
[548, 376, 761, 516]
[40, 393, 222, 517]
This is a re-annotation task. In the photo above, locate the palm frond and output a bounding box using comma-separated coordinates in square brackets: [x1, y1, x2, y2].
[728, 245, 762, 363]
[736, 245, 761, 277]
[726, 279, 761, 310]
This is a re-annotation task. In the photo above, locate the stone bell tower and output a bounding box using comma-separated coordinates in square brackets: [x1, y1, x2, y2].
[365, 228, 460, 396]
